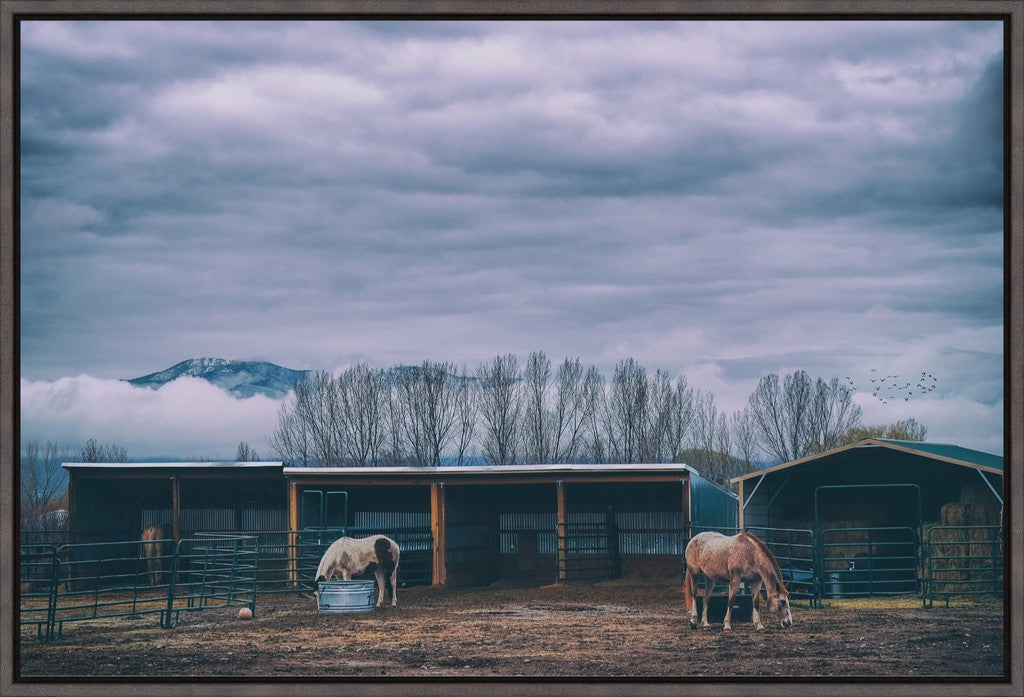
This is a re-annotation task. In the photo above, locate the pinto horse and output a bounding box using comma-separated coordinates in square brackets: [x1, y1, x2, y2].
[140, 522, 174, 586]
[314, 534, 400, 608]
[684, 531, 793, 631]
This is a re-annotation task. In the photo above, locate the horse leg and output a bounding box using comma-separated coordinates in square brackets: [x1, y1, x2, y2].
[724, 577, 740, 631]
[374, 567, 386, 607]
[700, 578, 714, 629]
[750, 579, 765, 630]
[389, 566, 398, 607]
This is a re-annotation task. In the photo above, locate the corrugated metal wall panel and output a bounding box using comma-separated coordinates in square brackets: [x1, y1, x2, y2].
[350, 512, 432, 553]
[689, 470, 739, 529]
[616, 511, 682, 529]
[241, 508, 287, 531]
[499, 512, 557, 554]
[141, 509, 173, 529]
[181, 508, 234, 532]
[353, 511, 431, 529]
[499, 512, 556, 530]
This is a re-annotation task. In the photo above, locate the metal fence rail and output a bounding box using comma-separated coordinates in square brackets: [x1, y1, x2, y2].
[163, 535, 260, 628]
[20, 521, 1006, 642]
[557, 521, 615, 581]
[48, 538, 178, 639]
[924, 525, 1003, 607]
[819, 526, 919, 598]
[18, 534, 258, 642]
[18, 544, 60, 641]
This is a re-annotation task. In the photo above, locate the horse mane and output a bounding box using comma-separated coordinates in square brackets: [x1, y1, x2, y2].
[741, 532, 786, 591]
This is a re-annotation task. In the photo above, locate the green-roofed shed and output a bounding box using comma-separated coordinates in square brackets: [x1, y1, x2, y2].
[732, 438, 1003, 532]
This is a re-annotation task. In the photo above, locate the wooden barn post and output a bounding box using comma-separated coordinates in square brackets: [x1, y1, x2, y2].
[287, 481, 299, 588]
[171, 475, 180, 541]
[431, 483, 447, 586]
[736, 478, 745, 531]
[681, 476, 692, 540]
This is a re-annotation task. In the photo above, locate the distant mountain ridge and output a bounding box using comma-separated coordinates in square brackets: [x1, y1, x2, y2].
[126, 358, 311, 399]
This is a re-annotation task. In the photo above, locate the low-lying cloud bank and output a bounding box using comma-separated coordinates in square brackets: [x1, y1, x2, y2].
[19, 371, 1004, 461]
[20, 375, 283, 460]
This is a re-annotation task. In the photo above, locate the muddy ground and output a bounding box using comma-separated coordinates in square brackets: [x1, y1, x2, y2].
[18, 580, 1005, 681]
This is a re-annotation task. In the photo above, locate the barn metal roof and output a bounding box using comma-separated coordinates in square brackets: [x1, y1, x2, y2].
[62, 461, 285, 470]
[729, 438, 1003, 484]
[874, 439, 1004, 471]
[282, 462, 699, 476]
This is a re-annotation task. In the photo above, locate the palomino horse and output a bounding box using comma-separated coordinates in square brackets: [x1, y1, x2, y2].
[684, 531, 793, 631]
[140, 522, 174, 586]
[314, 534, 401, 608]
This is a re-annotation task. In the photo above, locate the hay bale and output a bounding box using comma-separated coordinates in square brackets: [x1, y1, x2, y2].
[967, 503, 1001, 526]
[924, 520, 967, 592]
[941, 503, 968, 526]
[959, 483, 996, 505]
[925, 511, 1002, 596]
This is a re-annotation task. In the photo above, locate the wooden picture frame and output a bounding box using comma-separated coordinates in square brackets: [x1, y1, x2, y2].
[2, 2, 1021, 695]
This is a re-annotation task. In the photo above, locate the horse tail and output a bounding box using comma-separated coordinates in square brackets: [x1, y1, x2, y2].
[375, 536, 396, 576]
[683, 564, 695, 612]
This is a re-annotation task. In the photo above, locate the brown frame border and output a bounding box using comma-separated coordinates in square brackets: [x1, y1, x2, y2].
[1, 2, 1021, 695]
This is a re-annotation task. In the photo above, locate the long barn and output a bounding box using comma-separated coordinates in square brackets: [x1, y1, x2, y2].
[61, 461, 738, 588]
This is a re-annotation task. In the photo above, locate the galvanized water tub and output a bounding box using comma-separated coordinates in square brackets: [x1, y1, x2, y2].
[317, 580, 377, 614]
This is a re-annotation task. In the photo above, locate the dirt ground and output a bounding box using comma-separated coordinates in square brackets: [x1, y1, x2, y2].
[18, 579, 1005, 680]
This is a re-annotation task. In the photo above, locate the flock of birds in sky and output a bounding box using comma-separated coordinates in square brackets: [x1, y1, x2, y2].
[843, 369, 939, 405]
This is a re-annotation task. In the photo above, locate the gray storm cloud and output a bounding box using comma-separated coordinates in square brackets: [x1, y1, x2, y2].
[18, 19, 1005, 457]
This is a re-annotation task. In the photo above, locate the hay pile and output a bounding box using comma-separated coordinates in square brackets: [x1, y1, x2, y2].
[925, 484, 1003, 595]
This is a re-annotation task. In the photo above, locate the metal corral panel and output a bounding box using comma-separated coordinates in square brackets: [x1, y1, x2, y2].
[689, 469, 739, 530]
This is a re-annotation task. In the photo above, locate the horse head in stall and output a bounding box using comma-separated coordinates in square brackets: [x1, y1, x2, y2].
[684, 530, 793, 631]
[314, 534, 401, 608]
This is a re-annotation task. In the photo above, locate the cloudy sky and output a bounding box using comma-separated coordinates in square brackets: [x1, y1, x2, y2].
[18, 19, 1005, 458]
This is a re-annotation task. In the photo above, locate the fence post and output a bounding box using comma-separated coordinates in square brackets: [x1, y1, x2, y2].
[922, 527, 930, 608]
[249, 539, 259, 616]
[45, 545, 62, 642]
[161, 540, 181, 629]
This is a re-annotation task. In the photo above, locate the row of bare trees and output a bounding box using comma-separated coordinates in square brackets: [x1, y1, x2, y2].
[270, 352, 913, 486]
[20, 439, 128, 529]
[270, 362, 476, 469]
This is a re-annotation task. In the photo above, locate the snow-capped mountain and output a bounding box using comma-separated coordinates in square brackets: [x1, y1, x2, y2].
[125, 358, 311, 399]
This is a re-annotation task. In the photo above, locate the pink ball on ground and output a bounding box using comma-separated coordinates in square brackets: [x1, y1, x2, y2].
[238, 606, 253, 619]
